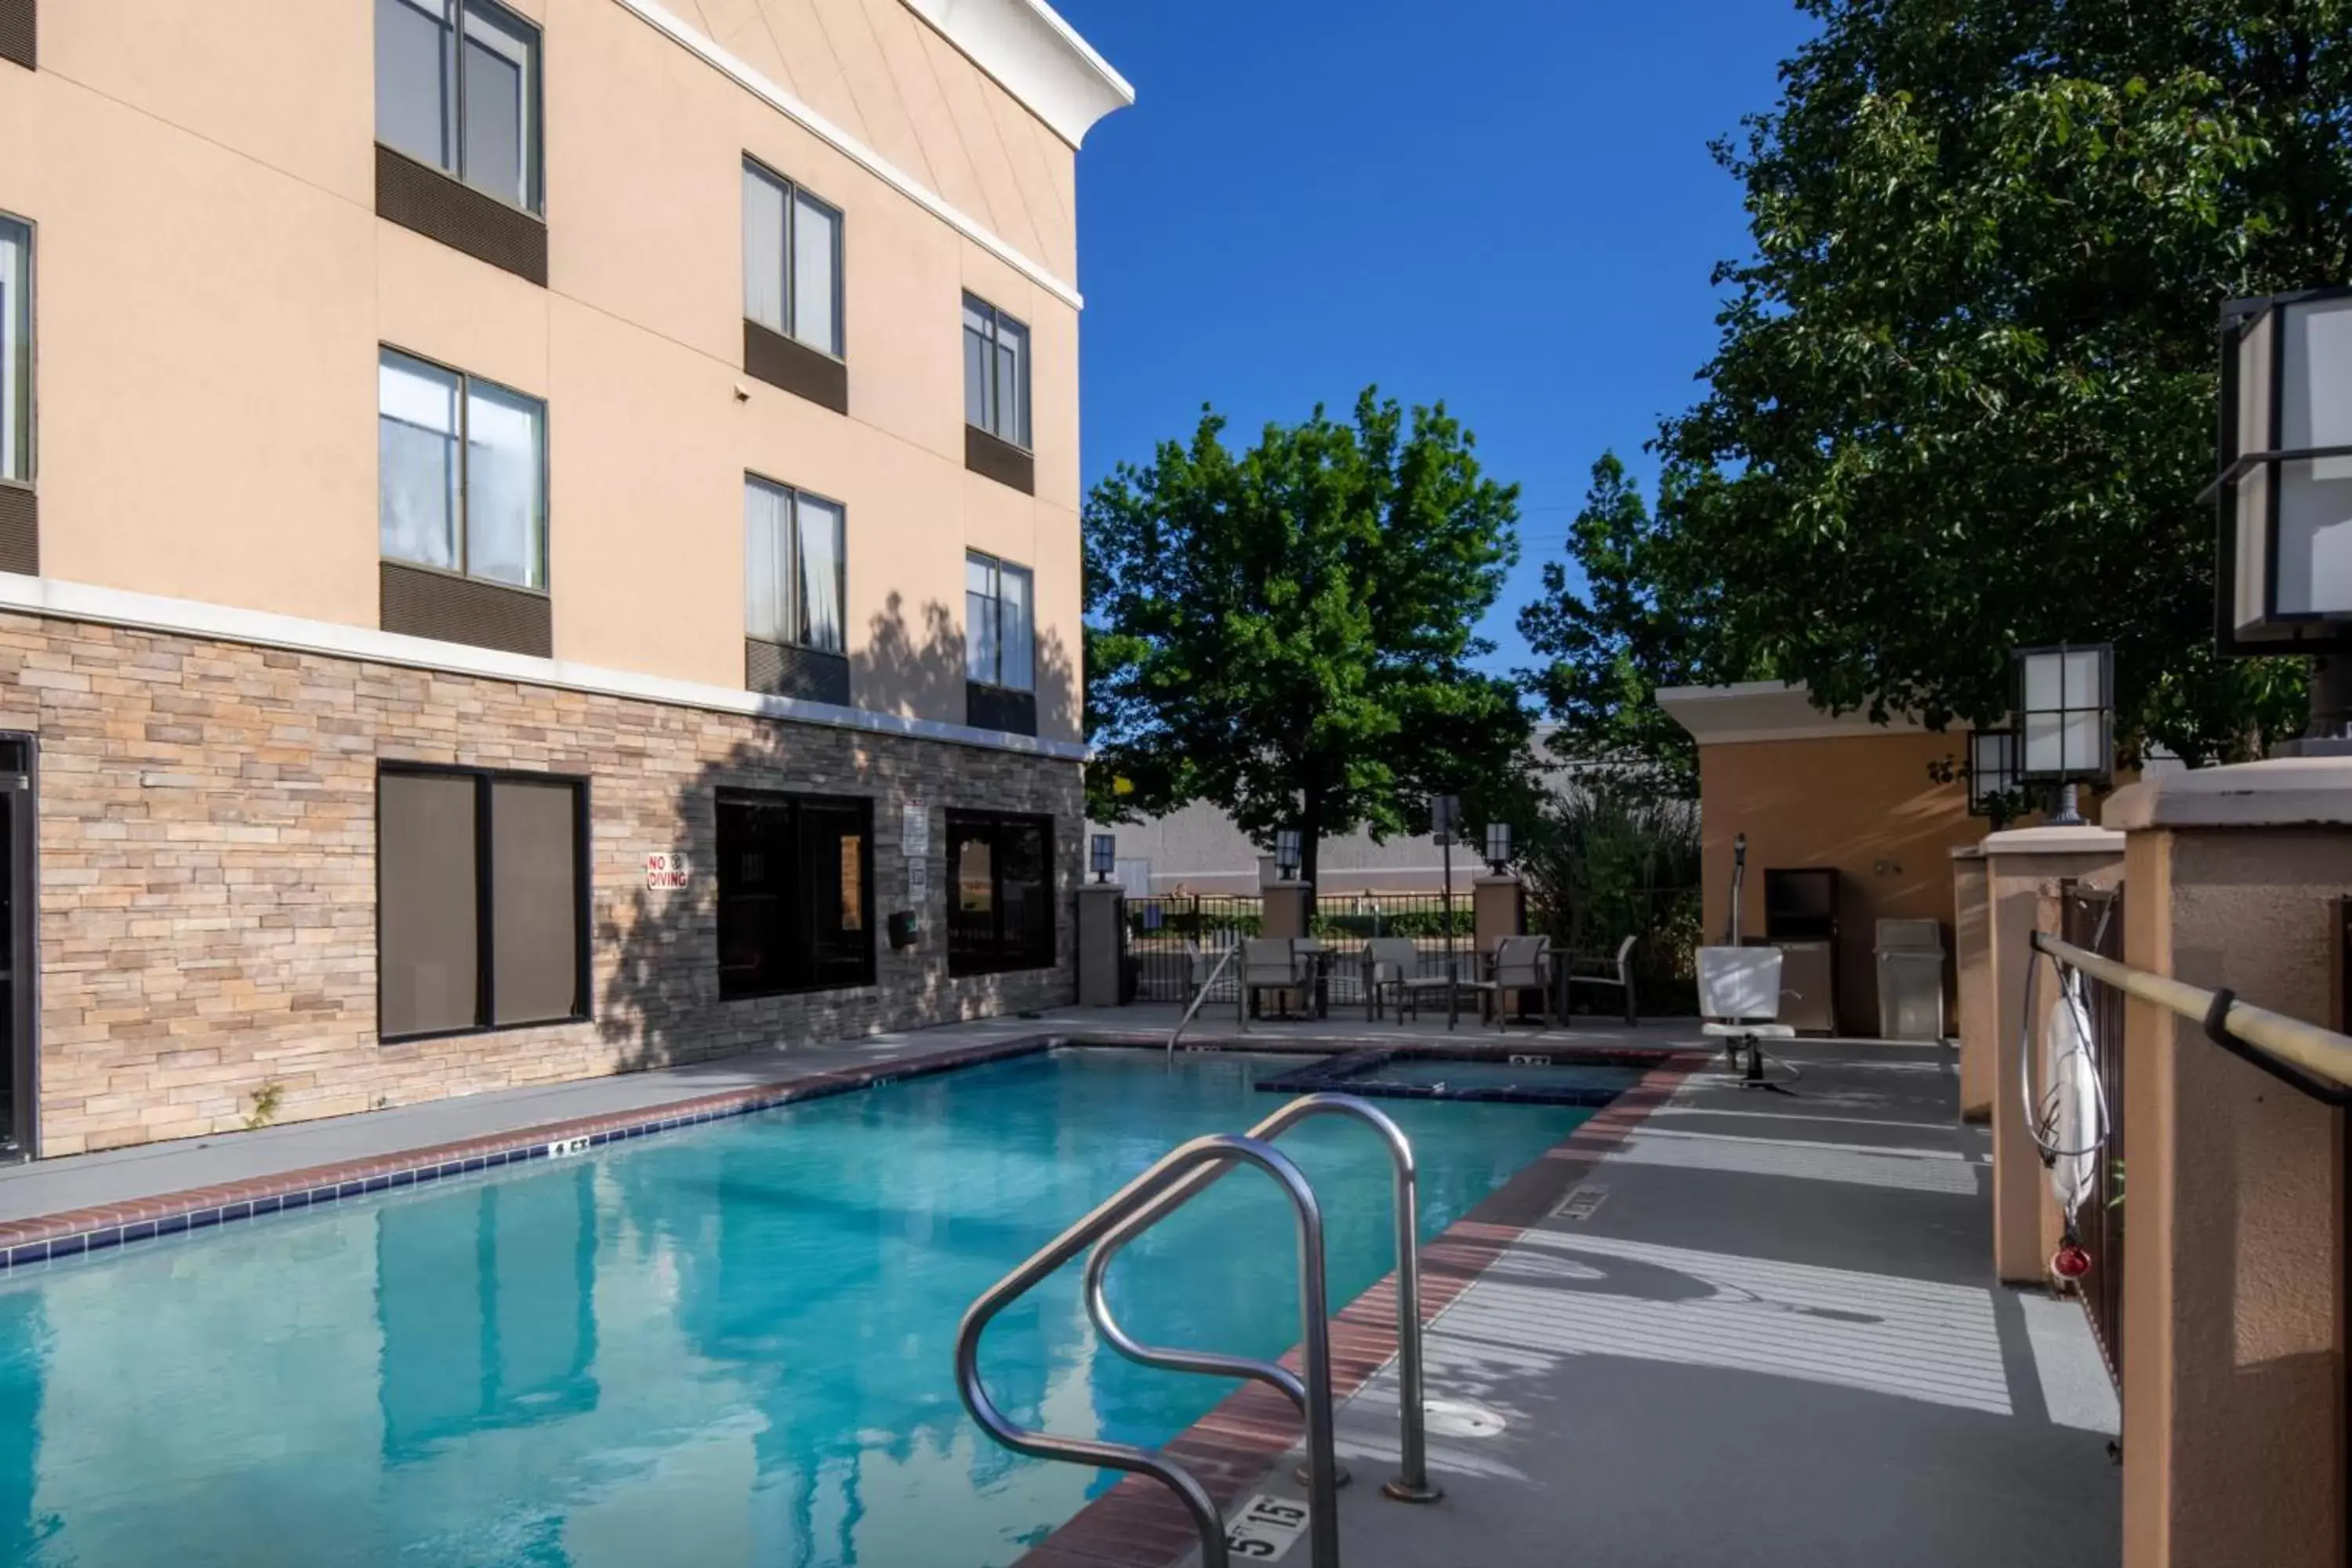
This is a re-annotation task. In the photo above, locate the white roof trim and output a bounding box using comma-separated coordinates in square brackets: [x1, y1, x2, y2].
[902, 0, 1136, 147]
[1656, 679, 1933, 746]
[0, 573, 1088, 761]
[611, 0, 1088, 310]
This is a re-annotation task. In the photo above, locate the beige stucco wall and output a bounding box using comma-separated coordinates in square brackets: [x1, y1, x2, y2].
[2118, 822, 2349, 1568]
[1697, 731, 1984, 1034]
[1951, 848, 1992, 1120]
[0, 0, 1084, 740]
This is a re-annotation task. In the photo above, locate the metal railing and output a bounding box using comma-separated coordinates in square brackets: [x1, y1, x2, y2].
[2031, 930, 2352, 1096]
[1168, 943, 1240, 1058]
[1083, 1093, 1441, 1503]
[954, 1131, 1343, 1568]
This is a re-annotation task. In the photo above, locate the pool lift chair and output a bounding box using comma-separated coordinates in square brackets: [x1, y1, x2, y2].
[1699, 833, 1800, 1094]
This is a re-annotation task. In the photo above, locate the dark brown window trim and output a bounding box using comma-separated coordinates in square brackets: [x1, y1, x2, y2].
[375, 143, 548, 286]
[375, 761, 592, 1046]
[742, 320, 848, 414]
[0, 484, 35, 577]
[746, 637, 851, 706]
[0, 0, 31, 71]
[964, 681, 1036, 738]
[964, 424, 1035, 495]
[381, 560, 553, 658]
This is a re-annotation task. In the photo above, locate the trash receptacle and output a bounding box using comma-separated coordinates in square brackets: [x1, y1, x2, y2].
[1875, 918, 1947, 1041]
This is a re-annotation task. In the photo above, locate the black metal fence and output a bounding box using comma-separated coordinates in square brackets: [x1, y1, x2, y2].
[1119, 887, 1697, 1015]
[2063, 880, 2127, 1389]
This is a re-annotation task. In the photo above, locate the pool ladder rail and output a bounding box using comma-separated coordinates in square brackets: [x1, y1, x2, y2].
[953, 1092, 1441, 1568]
[1167, 943, 1240, 1057]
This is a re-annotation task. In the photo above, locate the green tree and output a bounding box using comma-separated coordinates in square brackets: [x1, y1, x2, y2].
[1531, 0, 2344, 765]
[1085, 389, 1530, 887]
[1517, 453, 1724, 795]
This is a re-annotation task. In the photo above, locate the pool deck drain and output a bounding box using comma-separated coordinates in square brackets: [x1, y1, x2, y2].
[1022, 1035, 2122, 1568]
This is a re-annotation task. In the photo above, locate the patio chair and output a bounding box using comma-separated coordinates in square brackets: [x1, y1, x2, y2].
[1463, 935, 1554, 1031]
[1361, 937, 1421, 1022]
[1563, 935, 1640, 1025]
[1237, 938, 1310, 1030]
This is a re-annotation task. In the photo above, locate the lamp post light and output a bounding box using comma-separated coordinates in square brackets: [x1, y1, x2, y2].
[1274, 828, 1301, 883]
[1965, 726, 2020, 820]
[2215, 287, 2352, 755]
[1483, 821, 1514, 875]
[2014, 644, 2114, 827]
[1090, 833, 1116, 885]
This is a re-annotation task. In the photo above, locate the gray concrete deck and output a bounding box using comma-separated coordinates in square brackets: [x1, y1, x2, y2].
[1200, 1036, 2124, 1567]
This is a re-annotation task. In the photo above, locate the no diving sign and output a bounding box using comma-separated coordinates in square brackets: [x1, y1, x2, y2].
[644, 852, 691, 891]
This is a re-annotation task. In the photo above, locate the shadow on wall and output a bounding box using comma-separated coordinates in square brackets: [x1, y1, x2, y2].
[848, 591, 1079, 745]
[592, 606, 1082, 1076]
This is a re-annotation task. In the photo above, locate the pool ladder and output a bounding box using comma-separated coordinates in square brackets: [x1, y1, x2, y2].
[953, 1092, 1440, 1568]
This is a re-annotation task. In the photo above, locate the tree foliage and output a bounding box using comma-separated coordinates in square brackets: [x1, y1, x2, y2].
[1084, 390, 1530, 885]
[1526, 0, 2347, 771]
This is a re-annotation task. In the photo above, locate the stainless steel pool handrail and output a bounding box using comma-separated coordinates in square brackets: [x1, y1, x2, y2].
[1169, 943, 1240, 1058]
[953, 1132, 1341, 1568]
[1082, 1093, 1442, 1503]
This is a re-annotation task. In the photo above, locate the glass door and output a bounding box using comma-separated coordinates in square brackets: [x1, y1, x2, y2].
[0, 735, 33, 1160]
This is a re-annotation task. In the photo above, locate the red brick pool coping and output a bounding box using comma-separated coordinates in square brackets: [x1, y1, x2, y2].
[1011, 1051, 1702, 1568]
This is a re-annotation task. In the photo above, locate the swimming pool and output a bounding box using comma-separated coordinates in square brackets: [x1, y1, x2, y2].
[0, 1048, 1590, 1567]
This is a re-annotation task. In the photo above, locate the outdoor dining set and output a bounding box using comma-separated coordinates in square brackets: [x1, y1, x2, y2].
[1188, 933, 1640, 1031]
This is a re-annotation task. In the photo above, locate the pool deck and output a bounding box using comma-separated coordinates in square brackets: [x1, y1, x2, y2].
[1025, 1027, 2125, 1568]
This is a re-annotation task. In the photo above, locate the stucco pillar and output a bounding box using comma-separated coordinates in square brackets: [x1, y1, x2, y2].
[2107, 760, 2350, 1568]
[1261, 881, 1312, 1014]
[1951, 844, 1994, 1121]
[1473, 873, 1528, 1016]
[1074, 884, 1125, 1007]
[1984, 825, 2125, 1284]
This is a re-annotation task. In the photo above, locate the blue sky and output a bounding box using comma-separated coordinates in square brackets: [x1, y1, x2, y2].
[1052, 0, 1818, 674]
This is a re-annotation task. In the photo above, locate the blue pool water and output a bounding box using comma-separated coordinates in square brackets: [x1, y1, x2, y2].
[0, 1049, 1588, 1567]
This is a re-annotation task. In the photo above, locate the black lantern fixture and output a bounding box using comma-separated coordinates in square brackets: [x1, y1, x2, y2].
[2215, 287, 2352, 753]
[1274, 828, 1301, 881]
[1483, 821, 1514, 873]
[2014, 644, 2114, 827]
[1090, 833, 1116, 884]
[1965, 727, 2019, 819]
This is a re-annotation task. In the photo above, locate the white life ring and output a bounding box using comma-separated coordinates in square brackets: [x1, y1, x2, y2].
[2042, 986, 2104, 1217]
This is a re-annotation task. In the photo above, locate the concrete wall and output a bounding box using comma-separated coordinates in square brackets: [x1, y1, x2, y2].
[1697, 731, 1983, 1035]
[7, 610, 1078, 1157]
[0, 0, 1085, 739]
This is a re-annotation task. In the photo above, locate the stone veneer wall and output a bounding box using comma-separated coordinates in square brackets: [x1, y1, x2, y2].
[0, 610, 1080, 1156]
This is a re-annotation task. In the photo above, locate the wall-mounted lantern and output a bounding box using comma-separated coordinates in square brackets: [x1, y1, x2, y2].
[2216, 287, 2352, 753]
[2014, 644, 2113, 826]
[1965, 727, 2019, 818]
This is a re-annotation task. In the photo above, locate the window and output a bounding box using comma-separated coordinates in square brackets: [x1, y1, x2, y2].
[742, 161, 842, 358]
[379, 767, 586, 1040]
[379, 348, 547, 591]
[0, 216, 25, 485]
[946, 810, 1054, 976]
[965, 552, 1034, 691]
[376, 0, 543, 213]
[744, 477, 845, 655]
[962, 295, 1029, 448]
[716, 791, 873, 997]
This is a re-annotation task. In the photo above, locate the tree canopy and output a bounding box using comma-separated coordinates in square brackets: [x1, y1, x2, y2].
[1524, 0, 2349, 774]
[1084, 390, 1530, 885]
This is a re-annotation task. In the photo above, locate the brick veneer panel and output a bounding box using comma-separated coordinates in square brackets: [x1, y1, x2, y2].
[0, 610, 1080, 1156]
